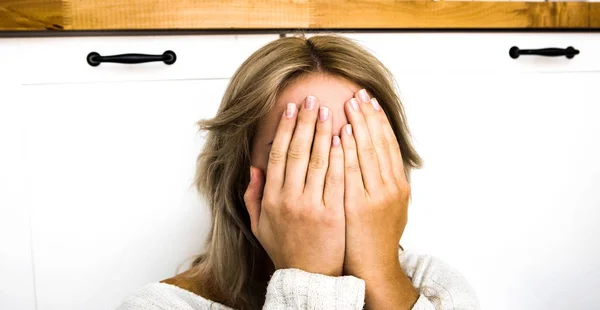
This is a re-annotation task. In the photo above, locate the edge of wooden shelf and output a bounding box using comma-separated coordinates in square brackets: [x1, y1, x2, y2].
[1, 1, 599, 31]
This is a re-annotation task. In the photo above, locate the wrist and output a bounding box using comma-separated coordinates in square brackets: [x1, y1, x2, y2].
[363, 263, 419, 310]
[352, 255, 402, 281]
[365, 259, 404, 283]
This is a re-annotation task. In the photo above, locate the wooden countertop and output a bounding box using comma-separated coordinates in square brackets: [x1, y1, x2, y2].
[1, 0, 599, 31]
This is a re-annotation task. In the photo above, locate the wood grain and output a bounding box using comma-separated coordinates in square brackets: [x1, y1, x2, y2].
[310, 1, 591, 28]
[592, 2, 600, 28]
[0, 0, 599, 31]
[0, 0, 64, 30]
[68, 0, 309, 30]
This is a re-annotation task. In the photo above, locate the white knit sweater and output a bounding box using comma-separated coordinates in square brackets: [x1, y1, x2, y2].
[117, 250, 480, 309]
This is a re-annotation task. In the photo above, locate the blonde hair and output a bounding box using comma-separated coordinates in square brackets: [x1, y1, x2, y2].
[187, 34, 423, 310]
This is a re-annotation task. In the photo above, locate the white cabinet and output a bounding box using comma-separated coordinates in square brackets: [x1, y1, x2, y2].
[0, 83, 37, 310]
[1, 34, 277, 310]
[3, 32, 599, 310]
[24, 80, 225, 309]
[399, 72, 599, 310]
[337, 33, 600, 310]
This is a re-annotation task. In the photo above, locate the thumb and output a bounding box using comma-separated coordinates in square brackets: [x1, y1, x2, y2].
[244, 166, 265, 237]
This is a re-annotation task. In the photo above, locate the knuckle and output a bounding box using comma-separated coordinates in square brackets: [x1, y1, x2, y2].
[262, 192, 279, 208]
[374, 136, 390, 150]
[268, 148, 286, 165]
[279, 199, 295, 215]
[306, 207, 320, 221]
[322, 209, 343, 226]
[386, 186, 400, 200]
[342, 141, 357, 153]
[389, 182, 410, 201]
[346, 162, 361, 174]
[287, 146, 308, 161]
[362, 146, 378, 160]
[391, 143, 402, 156]
[383, 194, 394, 206]
[309, 154, 328, 170]
[387, 135, 402, 152]
[325, 172, 343, 187]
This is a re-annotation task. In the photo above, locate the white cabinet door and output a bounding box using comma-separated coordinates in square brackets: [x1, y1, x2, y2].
[322, 33, 600, 310]
[397, 72, 600, 310]
[0, 82, 37, 310]
[24, 80, 228, 310]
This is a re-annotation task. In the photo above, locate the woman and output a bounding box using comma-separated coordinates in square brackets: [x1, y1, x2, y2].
[118, 34, 480, 310]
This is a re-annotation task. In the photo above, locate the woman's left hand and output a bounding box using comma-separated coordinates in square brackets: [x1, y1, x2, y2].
[340, 89, 410, 281]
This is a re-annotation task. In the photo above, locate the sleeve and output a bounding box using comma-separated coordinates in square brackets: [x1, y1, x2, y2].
[116, 283, 215, 310]
[403, 254, 481, 310]
[263, 268, 366, 310]
[410, 294, 443, 310]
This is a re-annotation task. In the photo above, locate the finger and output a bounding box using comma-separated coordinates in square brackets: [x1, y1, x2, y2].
[378, 105, 408, 184]
[284, 96, 320, 191]
[305, 105, 333, 200]
[355, 90, 394, 185]
[344, 96, 382, 193]
[323, 135, 344, 208]
[265, 103, 297, 191]
[243, 166, 265, 237]
[340, 124, 365, 200]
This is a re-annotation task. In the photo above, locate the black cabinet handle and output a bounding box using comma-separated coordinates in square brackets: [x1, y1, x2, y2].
[86, 50, 176, 66]
[509, 46, 579, 59]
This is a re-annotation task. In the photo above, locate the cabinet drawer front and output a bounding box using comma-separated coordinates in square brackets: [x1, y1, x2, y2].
[0, 39, 20, 85]
[25, 80, 227, 309]
[334, 33, 600, 73]
[13, 35, 277, 85]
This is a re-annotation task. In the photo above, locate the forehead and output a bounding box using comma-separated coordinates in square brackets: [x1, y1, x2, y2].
[258, 73, 361, 138]
[278, 73, 360, 108]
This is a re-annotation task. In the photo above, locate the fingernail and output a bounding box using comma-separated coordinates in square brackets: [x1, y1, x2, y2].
[306, 96, 316, 110]
[371, 98, 381, 111]
[319, 107, 329, 121]
[286, 103, 296, 118]
[349, 98, 359, 111]
[332, 136, 341, 147]
[345, 124, 352, 135]
[249, 166, 253, 180]
[358, 89, 370, 102]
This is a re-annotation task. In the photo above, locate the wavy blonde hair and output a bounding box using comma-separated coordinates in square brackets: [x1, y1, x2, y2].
[187, 34, 423, 310]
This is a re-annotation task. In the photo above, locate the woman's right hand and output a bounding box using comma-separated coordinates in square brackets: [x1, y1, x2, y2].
[243, 96, 346, 277]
